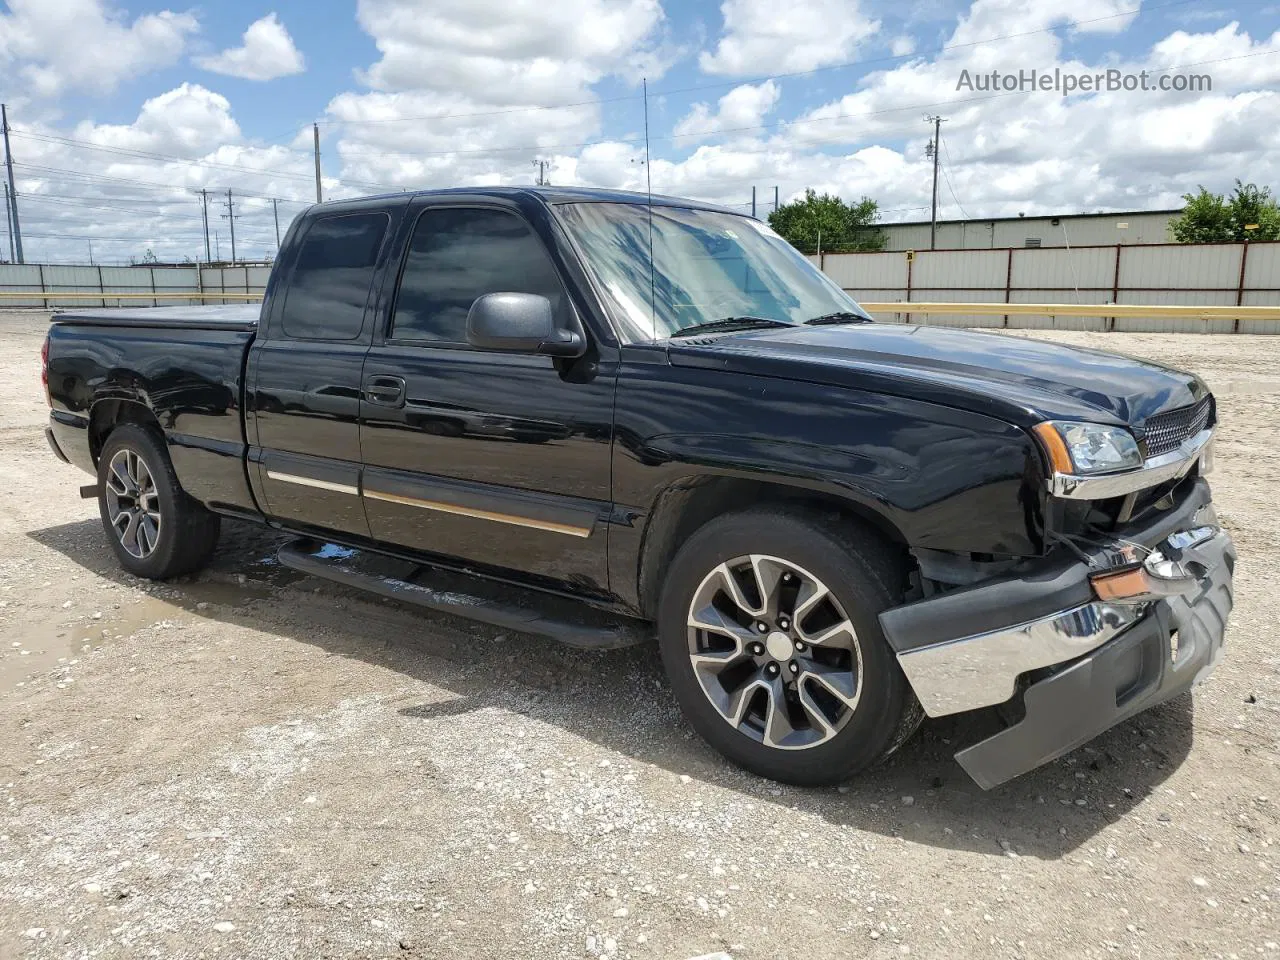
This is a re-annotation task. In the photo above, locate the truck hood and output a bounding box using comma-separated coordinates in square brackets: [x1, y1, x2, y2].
[665, 323, 1208, 427]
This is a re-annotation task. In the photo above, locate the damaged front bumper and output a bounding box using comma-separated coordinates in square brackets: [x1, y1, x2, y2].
[879, 480, 1235, 789]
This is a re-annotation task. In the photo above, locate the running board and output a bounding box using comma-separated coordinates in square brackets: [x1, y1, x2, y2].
[276, 539, 651, 650]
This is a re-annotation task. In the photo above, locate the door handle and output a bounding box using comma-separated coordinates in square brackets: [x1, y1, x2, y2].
[365, 375, 406, 407]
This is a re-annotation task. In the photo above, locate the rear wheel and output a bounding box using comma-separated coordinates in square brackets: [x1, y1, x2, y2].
[97, 424, 220, 579]
[658, 507, 922, 785]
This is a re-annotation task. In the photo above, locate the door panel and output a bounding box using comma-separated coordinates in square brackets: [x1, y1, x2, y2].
[252, 340, 371, 537]
[360, 348, 615, 591]
[247, 209, 395, 538]
[357, 202, 615, 592]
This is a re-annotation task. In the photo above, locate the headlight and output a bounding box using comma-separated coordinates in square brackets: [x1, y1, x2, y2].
[1032, 421, 1143, 475]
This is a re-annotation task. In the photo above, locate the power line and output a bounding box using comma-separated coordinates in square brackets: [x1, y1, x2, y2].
[938, 135, 971, 220]
[13, 162, 315, 204]
[10, 130, 394, 193]
[16, 192, 209, 221]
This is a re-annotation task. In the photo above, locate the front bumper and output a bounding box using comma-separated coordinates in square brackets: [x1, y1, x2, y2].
[879, 484, 1234, 788]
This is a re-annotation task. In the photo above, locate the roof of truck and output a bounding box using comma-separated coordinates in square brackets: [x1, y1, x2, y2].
[319, 185, 743, 215]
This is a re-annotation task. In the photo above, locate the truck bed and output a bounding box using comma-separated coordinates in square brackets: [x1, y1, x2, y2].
[51, 305, 259, 331]
[46, 308, 259, 517]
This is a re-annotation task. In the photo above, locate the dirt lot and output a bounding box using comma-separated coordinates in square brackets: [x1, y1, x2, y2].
[0, 310, 1276, 960]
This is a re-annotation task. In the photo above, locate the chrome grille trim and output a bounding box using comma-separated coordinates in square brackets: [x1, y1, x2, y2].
[1143, 396, 1213, 458]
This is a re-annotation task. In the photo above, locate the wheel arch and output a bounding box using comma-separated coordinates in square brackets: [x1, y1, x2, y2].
[636, 473, 911, 619]
[89, 397, 162, 465]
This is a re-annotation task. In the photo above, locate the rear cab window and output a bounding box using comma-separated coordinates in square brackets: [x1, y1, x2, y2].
[280, 212, 391, 340]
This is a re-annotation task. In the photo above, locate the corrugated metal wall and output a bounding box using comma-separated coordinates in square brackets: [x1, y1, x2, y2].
[879, 211, 1178, 250]
[819, 241, 1280, 334]
[0, 263, 270, 307]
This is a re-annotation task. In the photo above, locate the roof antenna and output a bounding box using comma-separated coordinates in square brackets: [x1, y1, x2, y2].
[643, 77, 655, 332]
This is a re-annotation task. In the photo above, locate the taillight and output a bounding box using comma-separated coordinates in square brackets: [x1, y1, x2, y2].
[41, 335, 50, 406]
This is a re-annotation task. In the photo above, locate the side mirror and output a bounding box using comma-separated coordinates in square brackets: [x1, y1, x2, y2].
[465, 292, 586, 358]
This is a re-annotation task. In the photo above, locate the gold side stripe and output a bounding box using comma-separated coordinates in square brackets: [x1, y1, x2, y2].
[266, 470, 360, 496]
[362, 488, 593, 538]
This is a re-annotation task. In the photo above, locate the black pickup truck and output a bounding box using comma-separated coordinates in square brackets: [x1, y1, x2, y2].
[43, 187, 1233, 788]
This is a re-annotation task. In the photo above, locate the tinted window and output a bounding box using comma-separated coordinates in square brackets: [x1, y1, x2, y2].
[281, 213, 389, 340]
[391, 207, 566, 343]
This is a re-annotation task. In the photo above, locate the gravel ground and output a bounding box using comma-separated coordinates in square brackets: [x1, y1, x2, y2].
[0, 310, 1276, 960]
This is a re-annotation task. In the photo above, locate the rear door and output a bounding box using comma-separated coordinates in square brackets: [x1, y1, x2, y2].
[358, 199, 617, 594]
[246, 208, 397, 538]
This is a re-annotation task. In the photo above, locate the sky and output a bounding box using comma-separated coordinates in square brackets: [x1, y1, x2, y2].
[1, 0, 1278, 264]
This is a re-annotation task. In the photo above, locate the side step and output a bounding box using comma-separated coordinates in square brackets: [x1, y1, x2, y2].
[277, 539, 652, 650]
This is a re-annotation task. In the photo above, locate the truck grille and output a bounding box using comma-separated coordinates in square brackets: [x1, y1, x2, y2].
[1142, 396, 1214, 458]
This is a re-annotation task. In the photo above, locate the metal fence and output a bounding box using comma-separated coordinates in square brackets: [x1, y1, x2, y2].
[0, 262, 271, 307]
[814, 240, 1280, 334]
[5, 242, 1280, 334]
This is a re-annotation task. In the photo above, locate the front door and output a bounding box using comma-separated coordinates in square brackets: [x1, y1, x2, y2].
[247, 209, 395, 538]
[359, 201, 616, 594]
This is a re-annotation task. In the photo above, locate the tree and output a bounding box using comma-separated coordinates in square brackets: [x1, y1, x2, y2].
[1170, 180, 1280, 243]
[767, 189, 886, 254]
[140, 247, 160, 264]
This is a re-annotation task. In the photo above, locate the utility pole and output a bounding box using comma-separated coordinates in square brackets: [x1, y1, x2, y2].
[272, 198, 281, 249]
[313, 123, 323, 203]
[925, 115, 946, 250]
[87, 239, 94, 265]
[751, 186, 757, 218]
[2, 182, 13, 263]
[774, 185, 779, 214]
[2, 103, 24, 264]
[532, 159, 550, 186]
[221, 189, 238, 263]
[197, 189, 212, 262]
[214, 230, 221, 261]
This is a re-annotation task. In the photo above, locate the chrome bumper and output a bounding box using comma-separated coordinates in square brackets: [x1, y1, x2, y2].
[891, 521, 1232, 719]
[897, 601, 1142, 717]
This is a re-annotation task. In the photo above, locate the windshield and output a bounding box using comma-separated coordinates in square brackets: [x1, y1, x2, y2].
[556, 201, 871, 341]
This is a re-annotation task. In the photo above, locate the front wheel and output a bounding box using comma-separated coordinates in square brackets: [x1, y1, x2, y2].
[97, 423, 221, 579]
[657, 507, 922, 786]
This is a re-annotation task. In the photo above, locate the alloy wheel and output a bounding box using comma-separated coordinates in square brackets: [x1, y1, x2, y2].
[686, 554, 863, 750]
[104, 448, 162, 559]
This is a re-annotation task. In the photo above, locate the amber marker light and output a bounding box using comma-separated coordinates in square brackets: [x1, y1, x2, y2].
[1091, 567, 1153, 601]
[1031, 422, 1074, 474]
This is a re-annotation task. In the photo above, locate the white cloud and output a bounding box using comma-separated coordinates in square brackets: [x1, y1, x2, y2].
[699, 0, 879, 76]
[195, 13, 305, 82]
[674, 81, 781, 143]
[72, 83, 241, 156]
[323, 0, 673, 192]
[354, 0, 667, 101]
[12, 0, 1280, 266]
[0, 0, 198, 98]
[890, 35, 917, 57]
[10, 83, 321, 264]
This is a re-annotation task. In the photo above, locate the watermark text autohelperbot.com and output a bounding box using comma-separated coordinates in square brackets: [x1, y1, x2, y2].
[956, 68, 1212, 97]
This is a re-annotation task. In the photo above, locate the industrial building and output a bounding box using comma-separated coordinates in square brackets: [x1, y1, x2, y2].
[878, 209, 1182, 251]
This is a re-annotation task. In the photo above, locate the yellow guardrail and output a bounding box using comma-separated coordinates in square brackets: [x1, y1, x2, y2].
[0, 291, 263, 301]
[859, 302, 1280, 320]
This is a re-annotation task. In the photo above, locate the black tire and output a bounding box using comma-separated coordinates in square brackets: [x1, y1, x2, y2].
[657, 506, 923, 786]
[97, 423, 221, 579]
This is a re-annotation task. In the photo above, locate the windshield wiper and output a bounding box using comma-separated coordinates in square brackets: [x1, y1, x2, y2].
[669, 316, 794, 338]
[804, 311, 872, 325]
